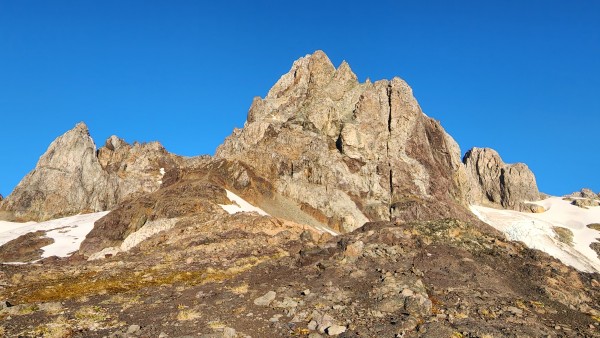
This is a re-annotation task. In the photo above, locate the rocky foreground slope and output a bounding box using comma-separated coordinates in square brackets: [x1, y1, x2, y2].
[0, 51, 598, 337]
[2, 215, 599, 337]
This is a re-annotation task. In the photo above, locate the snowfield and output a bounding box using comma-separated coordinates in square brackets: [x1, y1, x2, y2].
[472, 197, 600, 273]
[0, 211, 109, 263]
[218, 189, 338, 236]
[218, 189, 270, 216]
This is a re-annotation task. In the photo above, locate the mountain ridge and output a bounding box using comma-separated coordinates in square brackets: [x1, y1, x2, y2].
[1, 51, 598, 338]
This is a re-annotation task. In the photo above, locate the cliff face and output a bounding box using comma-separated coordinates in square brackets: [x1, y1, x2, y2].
[0, 122, 184, 221]
[463, 147, 540, 211]
[217, 51, 473, 232]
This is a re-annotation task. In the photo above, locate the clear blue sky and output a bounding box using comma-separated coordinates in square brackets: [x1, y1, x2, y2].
[1, 1, 599, 197]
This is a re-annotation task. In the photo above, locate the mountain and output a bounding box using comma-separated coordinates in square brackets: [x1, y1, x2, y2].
[0, 51, 598, 337]
[0, 122, 194, 222]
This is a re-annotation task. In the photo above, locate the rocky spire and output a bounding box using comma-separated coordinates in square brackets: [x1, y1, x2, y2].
[0, 122, 105, 220]
[217, 50, 473, 232]
[463, 147, 540, 211]
[1, 122, 184, 221]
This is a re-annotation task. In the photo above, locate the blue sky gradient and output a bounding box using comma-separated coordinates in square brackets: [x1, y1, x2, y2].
[1, 1, 599, 197]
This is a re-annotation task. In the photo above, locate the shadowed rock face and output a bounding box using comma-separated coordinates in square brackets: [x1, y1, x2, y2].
[217, 51, 472, 232]
[463, 147, 540, 211]
[0, 122, 185, 221]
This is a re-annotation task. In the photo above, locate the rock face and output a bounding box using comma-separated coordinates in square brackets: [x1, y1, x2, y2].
[463, 147, 540, 211]
[1, 52, 542, 228]
[0, 230, 53, 262]
[568, 188, 599, 199]
[217, 51, 472, 232]
[0, 122, 184, 221]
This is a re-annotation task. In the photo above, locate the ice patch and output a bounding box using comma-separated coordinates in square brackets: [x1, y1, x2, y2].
[314, 224, 339, 236]
[158, 167, 166, 184]
[471, 197, 600, 273]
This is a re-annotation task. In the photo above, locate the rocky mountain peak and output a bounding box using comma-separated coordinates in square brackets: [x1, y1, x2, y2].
[218, 51, 475, 232]
[2, 52, 599, 337]
[0, 123, 184, 221]
[251, 51, 360, 127]
[264, 50, 334, 100]
[37, 121, 97, 168]
[333, 60, 358, 84]
[104, 135, 126, 151]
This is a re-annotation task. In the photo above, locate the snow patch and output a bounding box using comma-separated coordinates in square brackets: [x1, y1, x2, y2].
[219, 190, 269, 216]
[472, 197, 600, 273]
[0, 211, 109, 263]
[158, 167, 166, 184]
[314, 224, 338, 236]
[88, 218, 178, 261]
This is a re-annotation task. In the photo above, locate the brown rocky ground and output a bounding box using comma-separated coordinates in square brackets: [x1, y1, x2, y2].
[0, 231, 53, 263]
[1, 214, 599, 338]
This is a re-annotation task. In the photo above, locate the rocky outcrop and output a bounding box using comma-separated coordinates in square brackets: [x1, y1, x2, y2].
[463, 147, 540, 211]
[568, 188, 599, 199]
[0, 230, 53, 262]
[2, 52, 543, 229]
[217, 51, 473, 232]
[572, 198, 600, 208]
[0, 122, 185, 221]
[79, 158, 330, 257]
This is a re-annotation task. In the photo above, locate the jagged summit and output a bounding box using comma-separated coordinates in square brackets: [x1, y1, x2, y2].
[0, 122, 184, 221]
[2, 51, 540, 228]
[218, 50, 474, 232]
[1, 52, 599, 338]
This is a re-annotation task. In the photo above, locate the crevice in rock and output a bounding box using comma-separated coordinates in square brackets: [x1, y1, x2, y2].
[499, 168, 507, 207]
[387, 84, 393, 133]
[389, 169, 394, 196]
[389, 169, 394, 221]
[335, 133, 344, 154]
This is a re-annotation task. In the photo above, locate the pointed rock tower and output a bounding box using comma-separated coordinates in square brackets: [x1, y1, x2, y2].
[463, 147, 540, 211]
[217, 51, 473, 232]
[0, 122, 184, 221]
